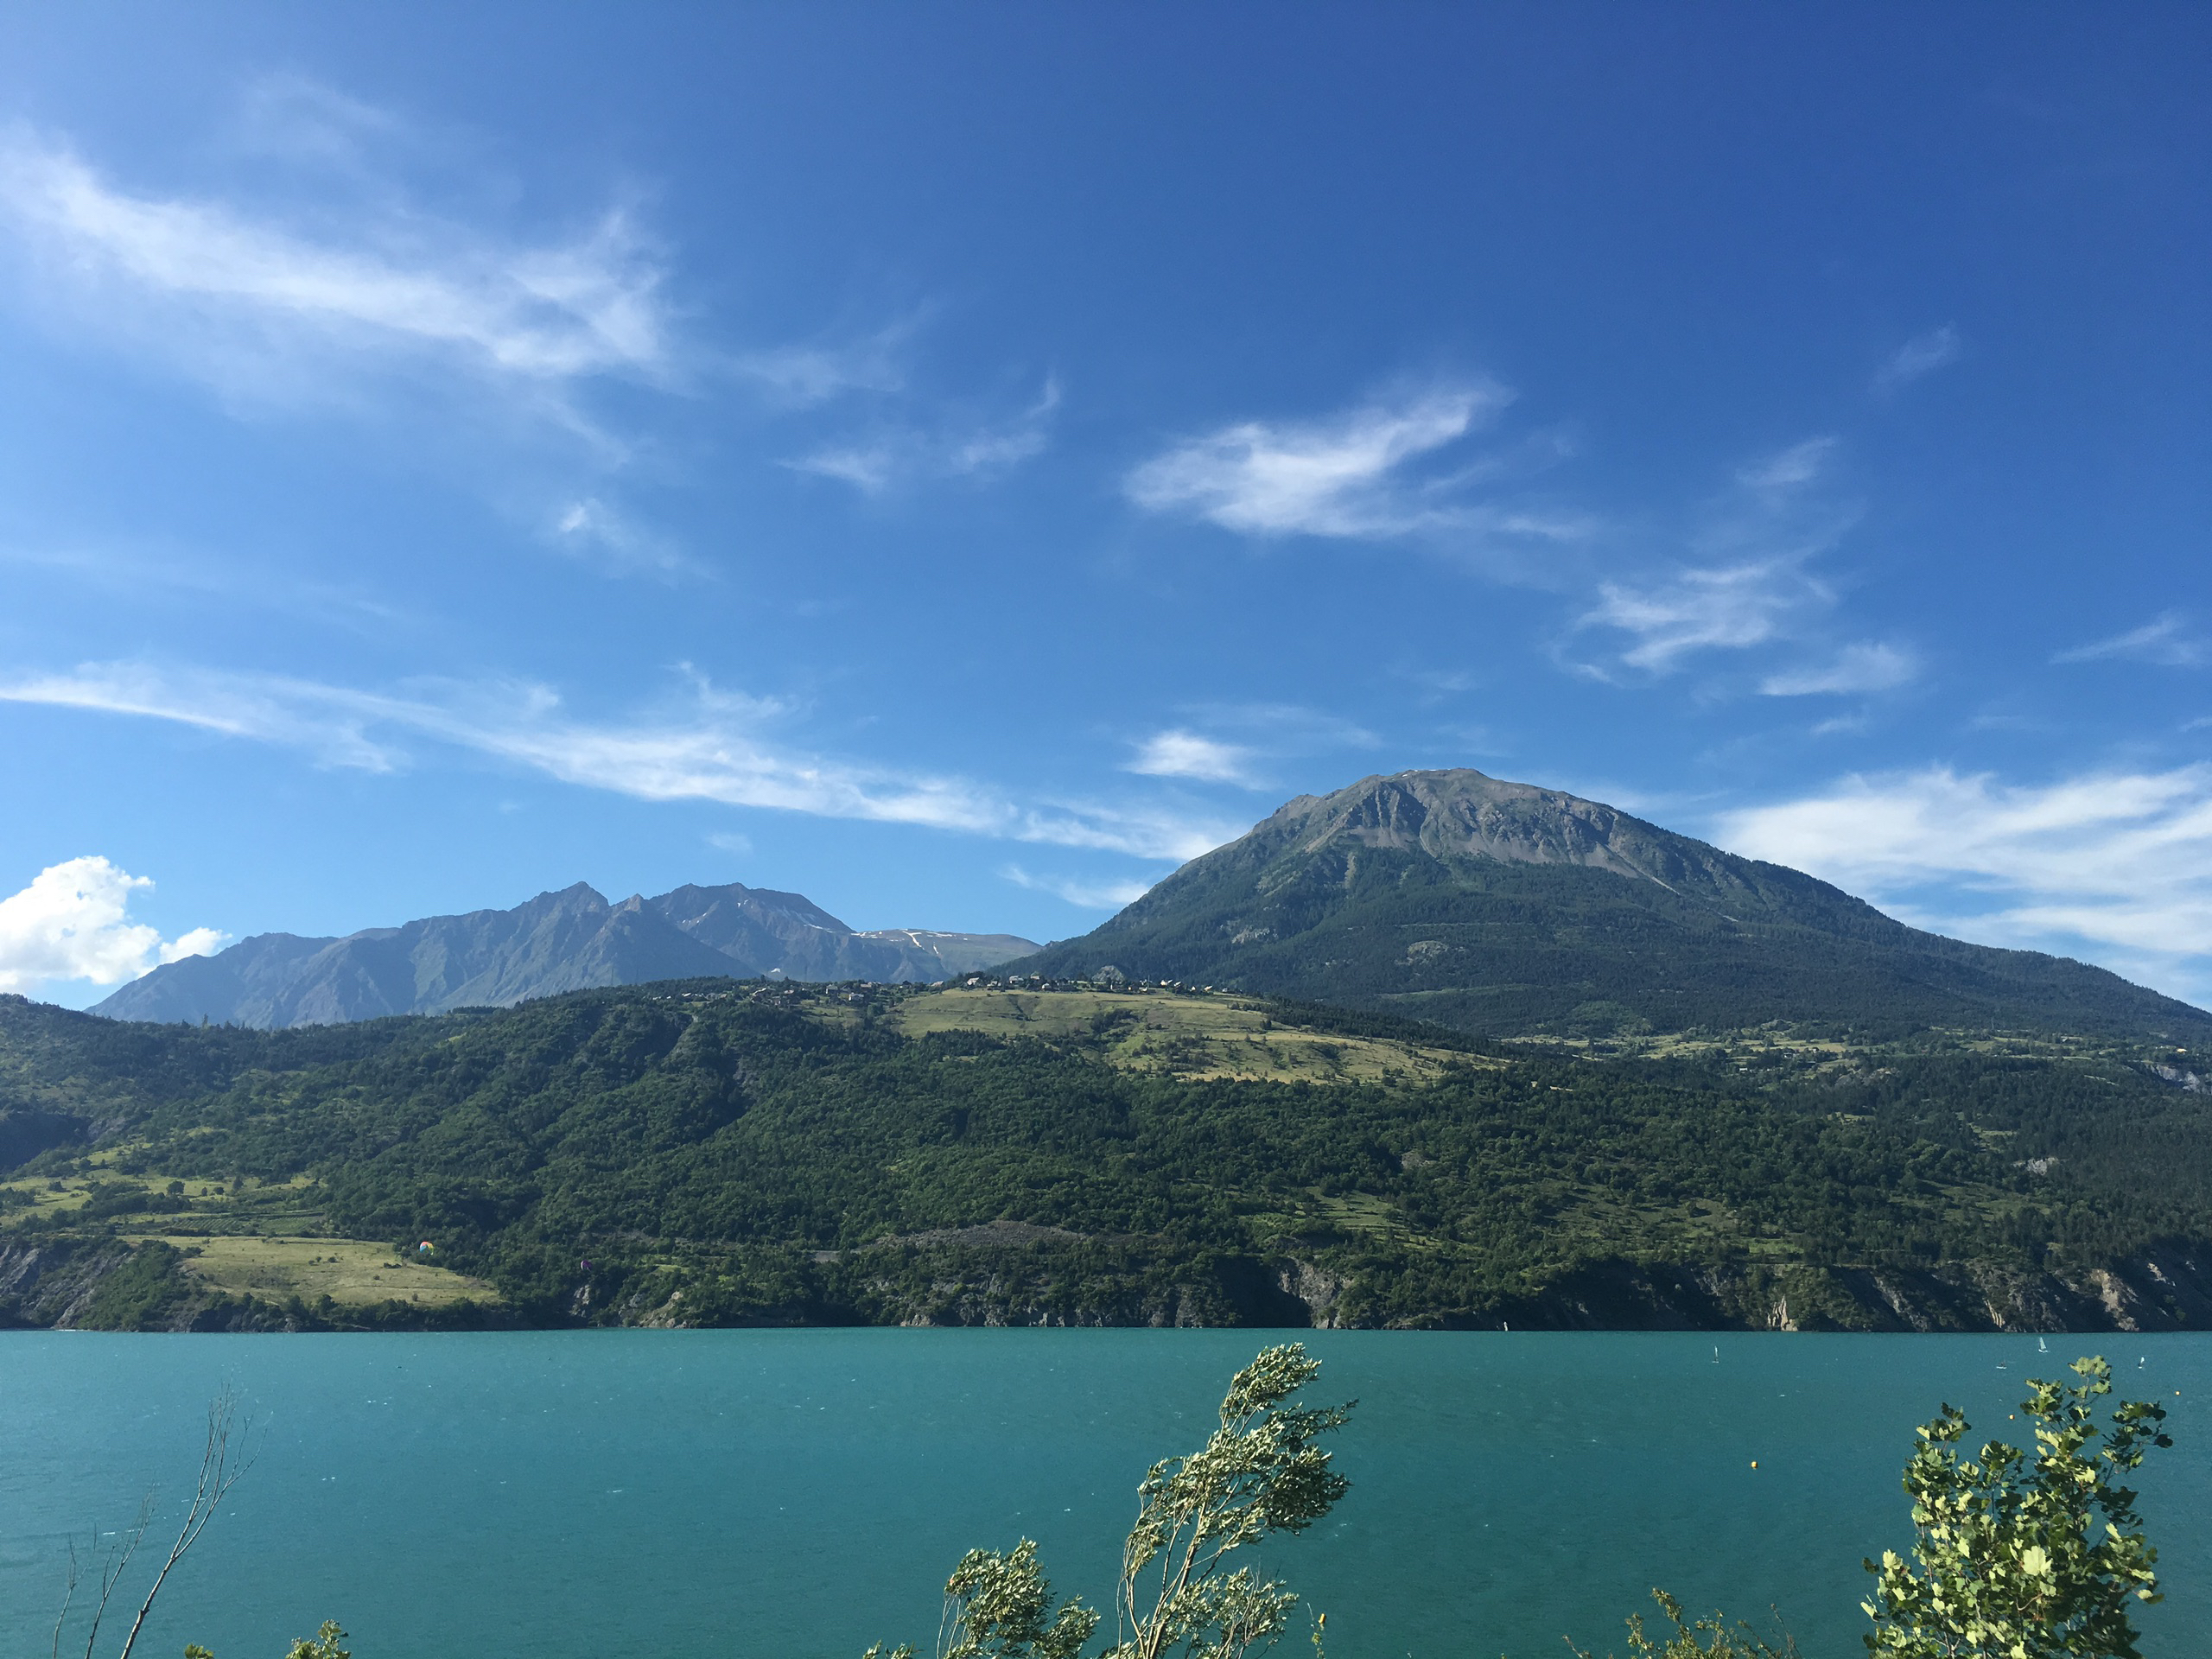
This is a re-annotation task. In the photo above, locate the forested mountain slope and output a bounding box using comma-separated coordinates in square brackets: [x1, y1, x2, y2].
[1013, 770, 2211, 1043]
[7, 982, 2211, 1334]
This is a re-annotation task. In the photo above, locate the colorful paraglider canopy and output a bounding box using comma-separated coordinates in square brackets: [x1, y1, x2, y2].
[416, 1240, 435, 1253]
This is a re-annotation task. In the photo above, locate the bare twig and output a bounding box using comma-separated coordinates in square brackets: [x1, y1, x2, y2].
[79, 1497, 155, 1659]
[113, 1387, 256, 1659]
[52, 1534, 84, 1659]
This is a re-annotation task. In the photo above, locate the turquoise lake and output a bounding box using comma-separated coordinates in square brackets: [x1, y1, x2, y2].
[3, 1332, 2208, 1658]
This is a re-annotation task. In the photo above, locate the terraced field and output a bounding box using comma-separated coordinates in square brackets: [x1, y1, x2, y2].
[892, 987, 1486, 1084]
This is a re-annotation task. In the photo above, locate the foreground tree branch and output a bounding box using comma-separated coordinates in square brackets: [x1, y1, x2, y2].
[50, 1387, 257, 1659]
[115, 1385, 256, 1659]
[865, 1344, 1354, 1659]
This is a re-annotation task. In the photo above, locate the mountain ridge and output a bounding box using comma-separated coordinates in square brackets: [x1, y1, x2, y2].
[92, 880, 1037, 1028]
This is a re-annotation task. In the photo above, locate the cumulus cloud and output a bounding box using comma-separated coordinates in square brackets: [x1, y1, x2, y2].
[2054, 612, 2211, 669]
[1873, 326, 1961, 392]
[0, 660, 1239, 863]
[1125, 729, 1262, 786]
[1714, 764, 2212, 1001]
[0, 856, 224, 994]
[1760, 641, 1919, 696]
[1124, 384, 1580, 542]
[1001, 864, 1154, 910]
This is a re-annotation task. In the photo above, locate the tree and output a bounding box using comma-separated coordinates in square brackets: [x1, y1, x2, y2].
[868, 1344, 1354, 1659]
[1860, 1357, 2171, 1659]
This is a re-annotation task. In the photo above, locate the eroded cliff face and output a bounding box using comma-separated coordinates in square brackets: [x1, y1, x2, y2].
[1313, 1247, 2212, 1333]
[10, 1231, 2209, 1334]
[0, 1236, 130, 1327]
[0, 1237, 293, 1332]
[590, 1245, 2212, 1333]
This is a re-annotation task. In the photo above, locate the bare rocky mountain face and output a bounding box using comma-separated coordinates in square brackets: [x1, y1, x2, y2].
[1014, 768, 2212, 1041]
[91, 880, 1037, 1028]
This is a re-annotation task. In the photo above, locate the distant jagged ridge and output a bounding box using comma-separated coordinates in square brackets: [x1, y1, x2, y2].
[1010, 768, 2212, 1042]
[90, 881, 1038, 1029]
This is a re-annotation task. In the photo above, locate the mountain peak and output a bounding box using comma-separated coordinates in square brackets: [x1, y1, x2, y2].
[1268, 768, 1665, 877]
[1014, 768, 2209, 1043]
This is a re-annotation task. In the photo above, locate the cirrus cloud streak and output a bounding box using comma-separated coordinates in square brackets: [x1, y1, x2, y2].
[0, 661, 1236, 863]
[0, 131, 674, 391]
[1000, 864, 1155, 910]
[1123, 383, 1582, 552]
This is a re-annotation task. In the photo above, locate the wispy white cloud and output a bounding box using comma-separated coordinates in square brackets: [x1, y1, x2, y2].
[1125, 729, 1262, 786]
[705, 830, 753, 856]
[0, 537, 414, 635]
[950, 384, 1058, 473]
[737, 322, 912, 405]
[1572, 436, 1854, 678]
[0, 104, 698, 580]
[1584, 560, 1827, 672]
[1124, 383, 1579, 543]
[550, 498, 693, 577]
[1714, 764, 2212, 1003]
[2054, 612, 2211, 669]
[228, 75, 409, 173]
[0, 660, 408, 769]
[1184, 701, 1381, 749]
[786, 378, 1059, 493]
[1873, 326, 1961, 392]
[785, 445, 898, 493]
[0, 856, 224, 993]
[0, 660, 1236, 862]
[1121, 702, 1383, 791]
[0, 130, 676, 397]
[1760, 641, 1918, 696]
[1734, 436, 1838, 491]
[1001, 864, 1154, 910]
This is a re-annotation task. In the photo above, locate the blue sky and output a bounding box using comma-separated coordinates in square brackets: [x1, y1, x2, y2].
[3, 4, 2211, 1008]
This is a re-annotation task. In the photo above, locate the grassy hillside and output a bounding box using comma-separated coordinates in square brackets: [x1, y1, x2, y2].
[4, 982, 2211, 1332]
[891, 987, 1482, 1084]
